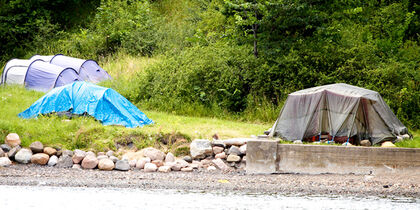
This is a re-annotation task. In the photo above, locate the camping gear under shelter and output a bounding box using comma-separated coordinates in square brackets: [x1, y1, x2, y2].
[269, 83, 408, 145]
[50, 54, 111, 83]
[19, 82, 153, 128]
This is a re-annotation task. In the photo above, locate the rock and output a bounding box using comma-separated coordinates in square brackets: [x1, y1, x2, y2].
[8, 146, 21, 159]
[241, 156, 247, 163]
[142, 147, 165, 161]
[190, 163, 199, 169]
[109, 156, 119, 163]
[207, 166, 217, 171]
[190, 139, 212, 159]
[15, 148, 32, 164]
[183, 156, 192, 163]
[152, 160, 164, 167]
[227, 154, 241, 162]
[97, 152, 105, 156]
[56, 150, 62, 157]
[181, 167, 193, 172]
[122, 151, 145, 161]
[402, 134, 410, 140]
[223, 138, 248, 146]
[0, 148, 4, 157]
[212, 146, 224, 155]
[72, 164, 82, 169]
[212, 158, 231, 172]
[215, 152, 226, 159]
[176, 159, 189, 168]
[81, 155, 99, 169]
[48, 155, 58, 166]
[200, 159, 212, 168]
[98, 158, 115, 170]
[158, 166, 171, 173]
[144, 163, 158, 172]
[57, 155, 73, 168]
[165, 152, 175, 163]
[106, 150, 114, 157]
[86, 151, 96, 157]
[227, 146, 240, 155]
[342, 142, 353, 146]
[136, 157, 151, 169]
[381, 141, 396, 148]
[239, 144, 247, 155]
[72, 149, 86, 164]
[29, 141, 43, 153]
[43, 147, 57, 156]
[1, 144, 11, 152]
[293, 140, 303, 144]
[0, 157, 12, 167]
[360, 140, 372, 147]
[129, 159, 137, 167]
[211, 140, 226, 148]
[5, 133, 21, 147]
[97, 155, 108, 161]
[31, 153, 49, 165]
[115, 160, 130, 171]
[170, 163, 182, 171]
[62, 150, 73, 157]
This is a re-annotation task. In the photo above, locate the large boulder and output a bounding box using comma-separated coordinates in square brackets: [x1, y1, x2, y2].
[72, 149, 86, 164]
[29, 141, 44, 153]
[115, 160, 130, 171]
[5, 133, 21, 147]
[15, 148, 33, 164]
[48, 155, 58, 166]
[81, 155, 99, 169]
[98, 158, 115, 171]
[142, 147, 165, 161]
[31, 153, 49, 165]
[0, 157, 12, 167]
[43, 147, 57, 156]
[190, 139, 212, 159]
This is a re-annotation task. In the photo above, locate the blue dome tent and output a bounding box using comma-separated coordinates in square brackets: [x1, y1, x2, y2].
[19, 82, 153, 128]
[50, 54, 111, 83]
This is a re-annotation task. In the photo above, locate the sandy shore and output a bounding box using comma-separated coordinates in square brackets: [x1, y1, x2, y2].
[0, 164, 418, 198]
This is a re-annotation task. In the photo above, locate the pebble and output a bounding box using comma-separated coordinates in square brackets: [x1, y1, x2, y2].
[0, 157, 12, 167]
[215, 152, 226, 159]
[72, 149, 86, 164]
[227, 154, 241, 162]
[227, 146, 240, 155]
[183, 156, 192, 163]
[181, 167, 193, 172]
[136, 157, 151, 169]
[43, 147, 57, 156]
[144, 163, 158, 172]
[98, 158, 115, 171]
[29, 141, 44, 153]
[48, 155, 58, 166]
[5, 133, 21, 147]
[142, 147, 165, 161]
[81, 155, 99, 169]
[212, 146, 224, 154]
[158, 166, 171, 173]
[15, 148, 32, 164]
[31, 153, 49, 165]
[115, 160, 130, 171]
[8, 146, 21, 159]
[165, 152, 175, 163]
[57, 155, 74, 168]
[0, 144, 11, 153]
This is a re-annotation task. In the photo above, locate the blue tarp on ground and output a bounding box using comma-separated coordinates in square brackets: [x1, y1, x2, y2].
[19, 82, 153, 128]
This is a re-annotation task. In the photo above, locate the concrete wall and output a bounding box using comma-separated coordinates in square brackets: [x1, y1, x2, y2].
[246, 140, 420, 174]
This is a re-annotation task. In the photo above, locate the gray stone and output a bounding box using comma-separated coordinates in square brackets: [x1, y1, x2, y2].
[5, 133, 21, 147]
[212, 158, 231, 172]
[293, 140, 303, 144]
[227, 146, 240, 155]
[15, 148, 32, 164]
[190, 139, 212, 159]
[72, 164, 82, 169]
[211, 140, 226, 148]
[223, 138, 249, 146]
[183, 156, 192, 163]
[8, 146, 21, 159]
[142, 147, 165, 161]
[48, 155, 58, 166]
[246, 140, 277, 174]
[158, 165, 171, 173]
[360, 140, 372, 147]
[97, 155, 108, 161]
[136, 157, 151, 169]
[144, 163, 158, 172]
[98, 158, 115, 170]
[0, 144, 11, 153]
[0, 148, 4, 157]
[106, 150, 114, 157]
[62, 150, 73, 157]
[109, 156, 119, 163]
[72, 149, 86, 164]
[31, 153, 49, 165]
[227, 154, 241, 162]
[165, 152, 175, 163]
[81, 155, 99, 169]
[239, 144, 247, 155]
[57, 155, 73, 168]
[115, 160, 130, 171]
[212, 146, 224, 155]
[29, 141, 44, 153]
[0, 157, 12, 167]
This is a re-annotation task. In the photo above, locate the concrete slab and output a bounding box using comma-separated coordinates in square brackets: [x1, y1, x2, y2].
[246, 140, 278, 174]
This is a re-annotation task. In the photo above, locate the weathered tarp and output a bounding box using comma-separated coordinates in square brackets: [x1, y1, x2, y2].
[19, 82, 153, 128]
[269, 83, 408, 145]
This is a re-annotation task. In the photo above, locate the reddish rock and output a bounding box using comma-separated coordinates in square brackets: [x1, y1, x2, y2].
[81, 155, 98, 169]
[43, 147, 57, 156]
[72, 149, 86, 164]
[31, 153, 49, 165]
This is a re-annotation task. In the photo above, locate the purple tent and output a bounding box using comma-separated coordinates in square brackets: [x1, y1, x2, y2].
[25, 60, 81, 92]
[50, 54, 111, 83]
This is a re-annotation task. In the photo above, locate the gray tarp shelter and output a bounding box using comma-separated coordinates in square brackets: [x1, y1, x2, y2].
[269, 83, 408, 145]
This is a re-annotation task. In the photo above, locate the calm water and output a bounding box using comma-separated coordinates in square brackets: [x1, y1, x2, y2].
[0, 185, 418, 209]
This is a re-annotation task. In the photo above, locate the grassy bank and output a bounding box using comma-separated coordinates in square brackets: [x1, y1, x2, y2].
[0, 85, 269, 153]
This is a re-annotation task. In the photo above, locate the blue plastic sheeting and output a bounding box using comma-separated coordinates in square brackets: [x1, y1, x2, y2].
[50, 55, 111, 83]
[25, 60, 81, 92]
[19, 82, 153, 128]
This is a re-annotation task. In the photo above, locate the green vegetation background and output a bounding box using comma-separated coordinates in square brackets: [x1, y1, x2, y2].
[1, 0, 419, 133]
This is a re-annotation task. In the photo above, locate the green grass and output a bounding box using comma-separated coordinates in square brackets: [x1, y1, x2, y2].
[395, 130, 420, 148]
[0, 85, 270, 152]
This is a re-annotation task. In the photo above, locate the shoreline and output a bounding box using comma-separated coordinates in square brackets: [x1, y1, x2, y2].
[0, 164, 418, 199]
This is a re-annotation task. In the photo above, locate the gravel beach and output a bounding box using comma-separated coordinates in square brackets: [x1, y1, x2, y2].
[0, 164, 418, 198]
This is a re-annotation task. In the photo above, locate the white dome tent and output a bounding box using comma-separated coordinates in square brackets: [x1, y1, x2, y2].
[1, 59, 34, 85]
